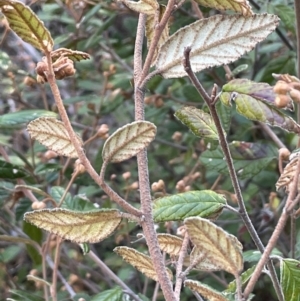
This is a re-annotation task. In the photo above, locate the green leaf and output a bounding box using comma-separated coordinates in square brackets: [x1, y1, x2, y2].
[224, 265, 256, 294]
[220, 91, 300, 133]
[274, 5, 296, 36]
[216, 101, 232, 134]
[200, 141, 277, 179]
[243, 248, 283, 263]
[51, 48, 90, 62]
[0, 110, 57, 129]
[23, 221, 42, 265]
[0, 160, 28, 179]
[153, 190, 226, 222]
[63, 194, 97, 211]
[50, 186, 72, 205]
[0, 245, 21, 263]
[281, 259, 300, 301]
[8, 290, 44, 301]
[16, 198, 32, 221]
[174, 106, 219, 140]
[222, 79, 277, 107]
[90, 287, 123, 301]
[0, 0, 53, 52]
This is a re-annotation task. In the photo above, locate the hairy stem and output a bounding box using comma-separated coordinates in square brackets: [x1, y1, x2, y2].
[133, 12, 175, 301]
[45, 52, 142, 217]
[183, 47, 283, 301]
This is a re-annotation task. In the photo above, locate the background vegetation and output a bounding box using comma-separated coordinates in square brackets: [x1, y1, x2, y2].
[0, 0, 299, 300]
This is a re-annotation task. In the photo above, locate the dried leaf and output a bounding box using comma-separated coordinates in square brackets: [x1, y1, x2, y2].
[156, 14, 279, 79]
[51, 48, 91, 62]
[27, 117, 83, 158]
[121, 0, 158, 14]
[102, 121, 156, 163]
[0, 0, 53, 52]
[114, 246, 173, 281]
[157, 234, 183, 256]
[24, 208, 121, 243]
[175, 106, 219, 140]
[194, 0, 253, 16]
[276, 151, 300, 191]
[185, 217, 243, 276]
[145, 5, 169, 66]
[190, 247, 222, 271]
[185, 280, 229, 301]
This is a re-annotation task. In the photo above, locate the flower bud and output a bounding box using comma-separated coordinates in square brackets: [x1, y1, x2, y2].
[122, 172, 131, 180]
[172, 131, 182, 142]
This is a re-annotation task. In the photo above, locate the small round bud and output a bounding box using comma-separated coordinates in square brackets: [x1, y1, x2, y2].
[68, 274, 79, 284]
[289, 89, 300, 104]
[29, 269, 38, 276]
[151, 182, 159, 192]
[122, 172, 131, 180]
[278, 148, 291, 161]
[43, 150, 58, 161]
[97, 124, 109, 138]
[172, 131, 182, 142]
[154, 97, 164, 108]
[192, 172, 201, 180]
[32, 201, 40, 210]
[177, 226, 186, 237]
[184, 185, 191, 192]
[129, 181, 139, 190]
[109, 64, 116, 74]
[144, 96, 154, 105]
[176, 180, 186, 192]
[273, 80, 290, 94]
[110, 174, 117, 180]
[274, 94, 293, 110]
[24, 76, 36, 87]
[74, 159, 86, 175]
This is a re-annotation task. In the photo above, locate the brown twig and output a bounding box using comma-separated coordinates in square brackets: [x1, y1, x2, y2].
[183, 47, 284, 301]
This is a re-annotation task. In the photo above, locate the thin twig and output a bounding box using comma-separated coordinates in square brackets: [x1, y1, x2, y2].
[51, 237, 62, 301]
[88, 251, 142, 301]
[174, 232, 190, 300]
[295, 0, 300, 123]
[183, 47, 284, 301]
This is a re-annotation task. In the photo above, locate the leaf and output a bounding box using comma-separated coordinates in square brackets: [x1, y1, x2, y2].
[216, 101, 232, 134]
[281, 259, 300, 301]
[8, 289, 44, 301]
[156, 14, 279, 79]
[0, 160, 28, 179]
[220, 91, 300, 134]
[90, 287, 123, 301]
[0, 110, 57, 129]
[193, 0, 253, 16]
[157, 234, 183, 256]
[200, 141, 277, 179]
[24, 208, 122, 243]
[0, 0, 53, 52]
[153, 190, 226, 222]
[27, 117, 83, 158]
[224, 265, 256, 294]
[145, 5, 169, 65]
[222, 79, 278, 107]
[102, 121, 156, 163]
[185, 217, 243, 276]
[51, 48, 91, 62]
[114, 246, 173, 281]
[175, 106, 219, 140]
[190, 247, 224, 271]
[184, 280, 229, 301]
[243, 249, 283, 263]
[121, 0, 158, 14]
[50, 186, 72, 205]
[274, 4, 296, 36]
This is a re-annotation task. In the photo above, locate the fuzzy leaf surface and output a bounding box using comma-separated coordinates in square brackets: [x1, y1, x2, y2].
[156, 14, 279, 78]
[0, 160, 28, 179]
[27, 117, 83, 158]
[145, 5, 169, 65]
[200, 141, 277, 179]
[90, 287, 123, 301]
[193, 0, 252, 16]
[220, 92, 300, 134]
[114, 246, 173, 281]
[0, 0, 53, 52]
[190, 247, 223, 271]
[121, 0, 158, 14]
[157, 234, 183, 256]
[51, 48, 91, 62]
[280, 259, 300, 301]
[153, 190, 226, 222]
[102, 121, 156, 163]
[185, 280, 229, 301]
[185, 217, 243, 275]
[175, 106, 219, 140]
[24, 209, 121, 243]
